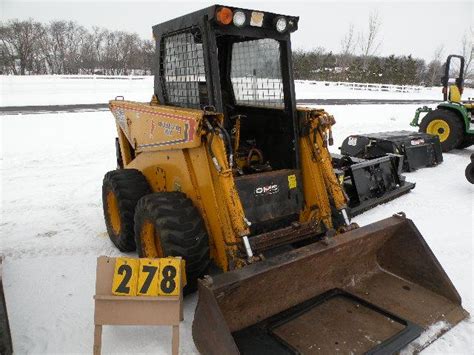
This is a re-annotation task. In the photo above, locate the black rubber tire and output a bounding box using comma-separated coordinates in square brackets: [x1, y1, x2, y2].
[419, 109, 464, 152]
[102, 169, 151, 251]
[466, 162, 474, 184]
[458, 135, 474, 149]
[134, 192, 210, 294]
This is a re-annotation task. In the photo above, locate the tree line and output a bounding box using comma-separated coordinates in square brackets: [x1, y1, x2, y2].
[0, 19, 154, 75]
[1, 17, 472, 88]
[292, 50, 444, 86]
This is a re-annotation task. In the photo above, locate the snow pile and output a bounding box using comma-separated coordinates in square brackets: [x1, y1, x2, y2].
[1, 104, 473, 353]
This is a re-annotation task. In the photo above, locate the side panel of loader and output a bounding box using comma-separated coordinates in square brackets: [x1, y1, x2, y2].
[109, 100, 205, 152]
[193, 215, 468, 355]
[110, 100, 251, 271]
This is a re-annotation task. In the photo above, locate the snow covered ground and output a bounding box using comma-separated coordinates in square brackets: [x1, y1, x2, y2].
[1, 89, 473, 353]
[2, 75, 474, 107]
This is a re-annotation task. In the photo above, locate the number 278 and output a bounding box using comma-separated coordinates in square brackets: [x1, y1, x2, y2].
[112, 258, 181, 296]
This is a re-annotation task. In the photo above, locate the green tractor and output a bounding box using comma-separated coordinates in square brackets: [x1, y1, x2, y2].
[411, 55, 474, 151]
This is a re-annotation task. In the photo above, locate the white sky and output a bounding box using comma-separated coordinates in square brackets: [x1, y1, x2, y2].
[2, 0, 473, 61]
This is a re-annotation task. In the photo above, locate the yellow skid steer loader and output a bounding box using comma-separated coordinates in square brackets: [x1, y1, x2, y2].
[102, 5, 468, 354]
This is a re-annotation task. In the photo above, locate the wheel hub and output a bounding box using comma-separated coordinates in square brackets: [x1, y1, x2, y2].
[140, 220, 164, 257]
[427, 119, 450, 142]
[106, 190, 121, 235]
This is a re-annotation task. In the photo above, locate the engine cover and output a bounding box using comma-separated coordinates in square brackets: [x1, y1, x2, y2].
[234, 169, 303, 228]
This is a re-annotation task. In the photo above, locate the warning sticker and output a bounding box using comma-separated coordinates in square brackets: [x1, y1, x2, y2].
[288, 174, 297, 189]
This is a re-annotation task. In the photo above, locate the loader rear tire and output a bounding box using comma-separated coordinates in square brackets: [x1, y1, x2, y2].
[102, 169, 151, 252]
[134, 192, 210, 294]
[420, 109, 464, 152]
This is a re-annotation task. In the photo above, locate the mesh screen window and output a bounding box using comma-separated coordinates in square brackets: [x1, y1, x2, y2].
[231, 39, 284, 109]
[161, 30, 206, 109]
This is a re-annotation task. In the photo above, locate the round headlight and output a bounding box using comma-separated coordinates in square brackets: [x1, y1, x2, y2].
[233, 11, 246, 27]
[275, 17, 287, 33]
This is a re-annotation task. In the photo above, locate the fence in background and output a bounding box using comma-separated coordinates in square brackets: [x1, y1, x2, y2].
[296, 80, 424, 93]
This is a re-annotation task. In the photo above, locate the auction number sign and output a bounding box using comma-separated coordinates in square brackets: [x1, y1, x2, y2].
[112, 257, 184, 297]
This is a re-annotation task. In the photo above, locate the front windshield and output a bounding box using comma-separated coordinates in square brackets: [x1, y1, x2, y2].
[230, 38, 284, 109]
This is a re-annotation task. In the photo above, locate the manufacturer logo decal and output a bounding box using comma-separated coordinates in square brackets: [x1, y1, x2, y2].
[410, 138, 425, 146]
[254, 184, 279, 196]
[348, 137, 358, 146]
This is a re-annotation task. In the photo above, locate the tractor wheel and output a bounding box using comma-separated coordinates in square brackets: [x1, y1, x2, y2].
[458, 135, 474, 149]
[102, 169, 151, 252]
[134, 192, 210, 294]
[419, 109, 464, 152]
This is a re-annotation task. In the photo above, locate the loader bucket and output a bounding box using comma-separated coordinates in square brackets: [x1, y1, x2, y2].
[192, 214, 468, 355]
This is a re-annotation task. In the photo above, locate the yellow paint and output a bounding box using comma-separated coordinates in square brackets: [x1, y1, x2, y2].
[109, 100, 349, 271]
[109, 100, 207, 153]
[181, 259, 187, 288]
[112, 257, 139, 296]
[138, 220, 164, 258]
[106, 191, 121, 235]
[297, 108, 348, 228]
[158, 258, 182, 296]
[448, 85, 461, 103]
[427, 119, 450, 142]
[288, 174, 297, 189]
[137, 258, 161, 296]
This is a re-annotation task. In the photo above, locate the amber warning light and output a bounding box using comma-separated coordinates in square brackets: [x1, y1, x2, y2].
[216, 7, 233, 25]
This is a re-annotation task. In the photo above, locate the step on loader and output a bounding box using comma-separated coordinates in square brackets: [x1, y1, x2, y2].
[102, 5, 468, 354]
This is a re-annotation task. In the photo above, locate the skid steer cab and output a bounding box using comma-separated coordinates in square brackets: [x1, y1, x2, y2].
[411, 54, 474, 151]
[102, 5, 468, 354]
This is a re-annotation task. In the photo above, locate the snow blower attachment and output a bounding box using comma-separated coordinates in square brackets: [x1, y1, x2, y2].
[332, 153, 415, 216]
[340, 131, 443, 172]
[193, 214, 468, 355]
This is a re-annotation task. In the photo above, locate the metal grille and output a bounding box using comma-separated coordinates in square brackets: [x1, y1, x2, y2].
[161, 29, 205, 109]
[231, 39, 284, 108]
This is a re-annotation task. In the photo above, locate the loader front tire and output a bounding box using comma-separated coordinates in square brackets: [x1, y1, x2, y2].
[134, 192, 210, 294]
[102, 169, 151, 252]
[420, 109, 464, 152]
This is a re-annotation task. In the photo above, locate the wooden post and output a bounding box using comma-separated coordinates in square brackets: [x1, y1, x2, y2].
[172, 325, 179, 355]
[93, 325, 102, 355]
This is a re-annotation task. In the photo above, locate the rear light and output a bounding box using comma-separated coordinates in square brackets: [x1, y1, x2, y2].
[275, 17, 288, 33]
[233, 10, 246, 27]
[216, 7, 233, 25]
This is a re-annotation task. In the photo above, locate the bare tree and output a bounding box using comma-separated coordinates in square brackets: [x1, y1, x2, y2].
[359, 11, 382, 57]
[460, 29, 473, 80]
[340, 23, 356, 56]
[338, 23, 357, 80]
[424, 45, 444, 86]
[139, 39, 155, 75]
[0, 19, 45, 74]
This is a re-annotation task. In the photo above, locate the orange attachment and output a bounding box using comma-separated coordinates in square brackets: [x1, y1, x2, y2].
[216, 7, 233, 25]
